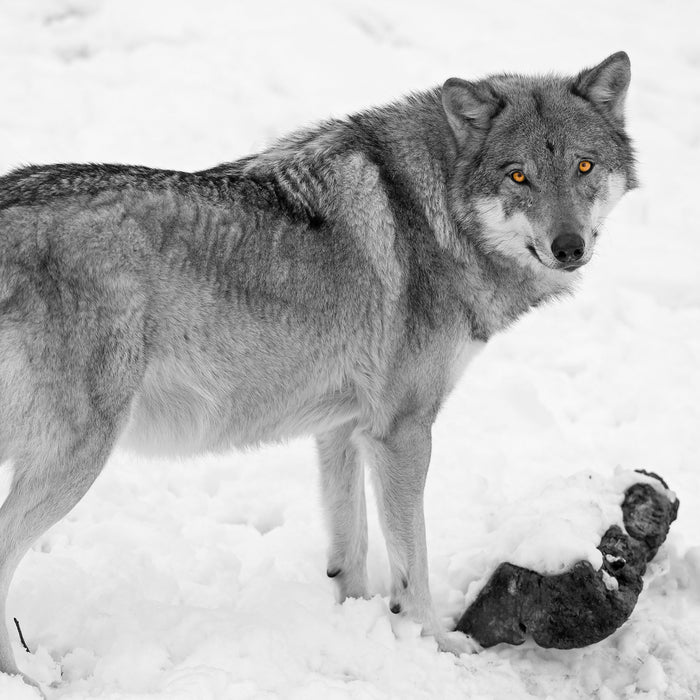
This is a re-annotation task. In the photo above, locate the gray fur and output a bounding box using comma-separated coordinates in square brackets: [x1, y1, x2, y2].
[0, 52, 635, 687]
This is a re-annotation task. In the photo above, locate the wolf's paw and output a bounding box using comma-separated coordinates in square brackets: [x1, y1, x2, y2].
[327, 566, 369, 602]
[435, 630, 481, 657]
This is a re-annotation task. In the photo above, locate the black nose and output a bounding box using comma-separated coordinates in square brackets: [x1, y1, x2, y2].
[551, 233, 585, 263]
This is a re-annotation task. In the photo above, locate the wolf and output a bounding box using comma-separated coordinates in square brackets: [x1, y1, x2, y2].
[0, 51, 635, 689]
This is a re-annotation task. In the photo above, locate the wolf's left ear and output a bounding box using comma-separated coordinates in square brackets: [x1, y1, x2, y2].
[573, 51, 631, 122]
[442, 78, 504, 147]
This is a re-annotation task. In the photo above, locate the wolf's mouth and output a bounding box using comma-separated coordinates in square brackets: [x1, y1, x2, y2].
[527, 244, 548, 266]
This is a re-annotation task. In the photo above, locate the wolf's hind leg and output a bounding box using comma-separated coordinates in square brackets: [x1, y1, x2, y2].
[316, 422, 369, 601]
[0, 421, 119, 683]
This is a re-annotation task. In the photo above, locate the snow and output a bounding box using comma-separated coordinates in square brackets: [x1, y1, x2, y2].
[1, 0, 700, 698]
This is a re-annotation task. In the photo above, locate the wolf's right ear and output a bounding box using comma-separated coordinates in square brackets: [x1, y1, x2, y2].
[442, 79, 504, 147]
[573, 51, 631, 122]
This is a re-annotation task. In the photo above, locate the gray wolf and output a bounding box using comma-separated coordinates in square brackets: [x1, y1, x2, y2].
[0, 52, 636, 689]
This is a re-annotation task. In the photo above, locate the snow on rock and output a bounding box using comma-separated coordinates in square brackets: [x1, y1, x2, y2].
[1, 0, 700, 698]
[461, 468, 674, 607]
[456, 475, 678, 649]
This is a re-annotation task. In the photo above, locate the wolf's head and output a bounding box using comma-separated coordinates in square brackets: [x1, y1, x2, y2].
[442, 52, 636, 278]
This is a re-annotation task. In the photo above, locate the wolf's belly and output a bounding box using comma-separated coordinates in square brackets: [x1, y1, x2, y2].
[117, 356, 359, 456]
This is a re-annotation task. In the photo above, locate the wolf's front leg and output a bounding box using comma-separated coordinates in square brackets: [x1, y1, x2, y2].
[316, 422, 369, 601]
[358, 415, 440, 634]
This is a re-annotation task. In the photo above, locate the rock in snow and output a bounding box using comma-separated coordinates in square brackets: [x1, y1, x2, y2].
[455, 470, 679, 648]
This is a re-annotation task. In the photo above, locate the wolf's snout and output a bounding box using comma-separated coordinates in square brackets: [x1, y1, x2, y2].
[551, 233, 585, 264]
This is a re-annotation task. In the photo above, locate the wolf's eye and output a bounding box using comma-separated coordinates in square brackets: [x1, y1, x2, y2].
[578, 160, 593, 174]
[510, 170, 526, 184]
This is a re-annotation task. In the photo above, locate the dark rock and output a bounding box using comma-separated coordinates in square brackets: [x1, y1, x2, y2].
[455, 470, 679, 648]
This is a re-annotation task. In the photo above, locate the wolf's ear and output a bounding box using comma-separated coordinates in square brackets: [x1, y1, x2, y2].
[573, 51, 631, 122]
[442, 78, 504, 147]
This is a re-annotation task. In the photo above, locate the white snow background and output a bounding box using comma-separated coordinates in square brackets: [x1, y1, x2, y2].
[1, 1, 699, 698]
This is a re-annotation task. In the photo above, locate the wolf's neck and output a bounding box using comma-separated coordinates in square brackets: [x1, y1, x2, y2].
[456, 241, 574, 340]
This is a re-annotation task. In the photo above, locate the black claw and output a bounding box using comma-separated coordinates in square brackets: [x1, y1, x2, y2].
[402, 577, 408, 589]
[390, 603, 402, 614]
[327, 568, 341, 578]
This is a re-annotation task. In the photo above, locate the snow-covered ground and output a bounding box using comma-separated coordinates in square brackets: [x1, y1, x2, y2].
[1, 1, 699, 697]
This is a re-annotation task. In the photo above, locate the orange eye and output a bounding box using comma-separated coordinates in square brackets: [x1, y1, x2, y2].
[578, 160, 593, 174]
[511, 170, 526, 184]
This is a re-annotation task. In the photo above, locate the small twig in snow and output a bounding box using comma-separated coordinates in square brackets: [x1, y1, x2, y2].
[13, 617, 30, 654]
